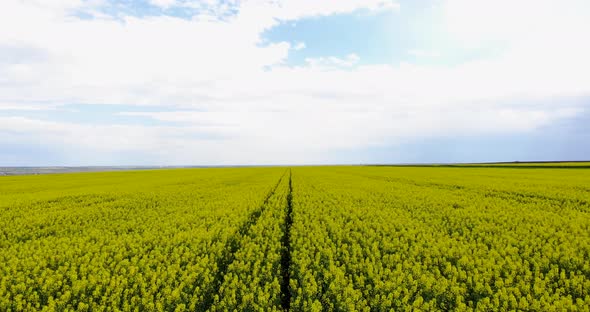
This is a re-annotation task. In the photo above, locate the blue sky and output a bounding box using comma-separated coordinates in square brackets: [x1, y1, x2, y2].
[0, 0, 589, 165]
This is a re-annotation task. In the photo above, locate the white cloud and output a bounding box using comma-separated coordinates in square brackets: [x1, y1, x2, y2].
[252, 0, 399, 21]
[443, 0, 590, 47]
[407, 49, 439, 58]
[305, 53, 360, 69]
[149, 0, 179, 9]
[293, 42, 306, 51]
[0, 103, 59, 111]
[0, 0, 589, 164]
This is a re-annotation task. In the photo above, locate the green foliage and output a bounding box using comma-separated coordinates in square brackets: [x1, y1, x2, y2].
[211, 171, 290, 311]
[289, 166, 590, 310]
[1, 166, 589, 311]
[0, 168, 286, 311]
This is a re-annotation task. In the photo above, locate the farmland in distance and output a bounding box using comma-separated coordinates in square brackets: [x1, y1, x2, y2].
[1, 166, 589, 311]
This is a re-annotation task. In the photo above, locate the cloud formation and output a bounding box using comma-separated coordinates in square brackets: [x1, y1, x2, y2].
[0, 0, 589, 165]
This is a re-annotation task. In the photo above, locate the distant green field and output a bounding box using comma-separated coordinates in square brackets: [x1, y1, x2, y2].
[373, 161, 590, 169]
[1, 166, 589, 310]
[452, 162, 590, 168]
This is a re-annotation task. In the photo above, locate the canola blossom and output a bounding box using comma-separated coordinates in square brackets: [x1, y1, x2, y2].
[1, 166, 589, 311]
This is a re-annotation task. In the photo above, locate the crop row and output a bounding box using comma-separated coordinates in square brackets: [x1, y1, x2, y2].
[1, 166, 589, 311]
[0, 168, 286, 311]
[289, 167, 590, 311]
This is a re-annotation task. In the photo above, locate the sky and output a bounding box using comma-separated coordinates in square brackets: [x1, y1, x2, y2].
[1, 0, 589, 166]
